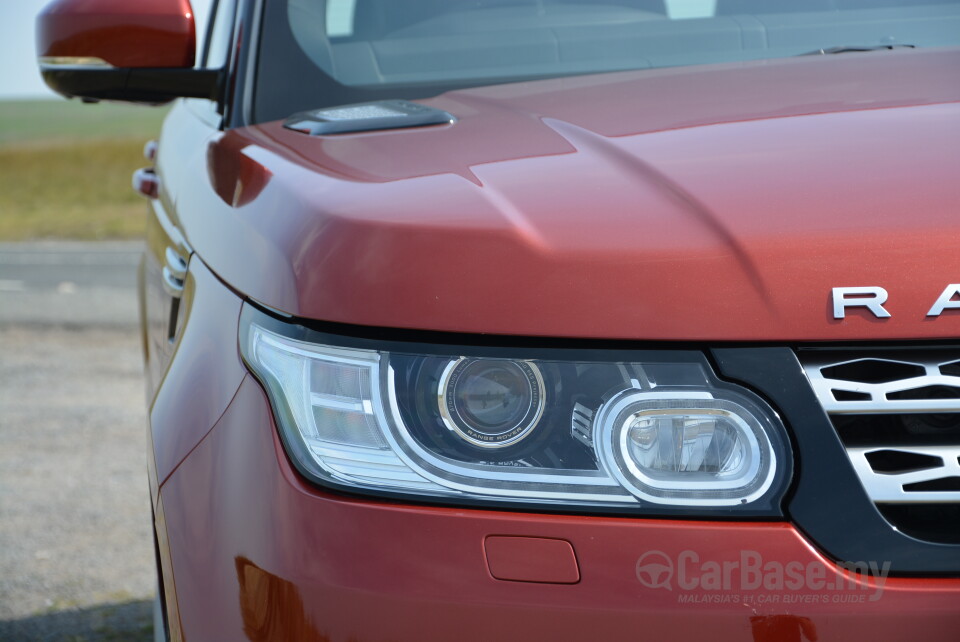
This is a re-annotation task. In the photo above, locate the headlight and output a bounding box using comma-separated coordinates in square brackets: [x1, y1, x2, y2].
[241, 308, 791, 515]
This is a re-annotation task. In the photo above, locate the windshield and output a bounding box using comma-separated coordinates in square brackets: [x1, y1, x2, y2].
[254, 0, 960, 123]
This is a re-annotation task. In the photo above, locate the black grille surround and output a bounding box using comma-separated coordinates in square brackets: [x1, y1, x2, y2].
[713, 347, 960, 577]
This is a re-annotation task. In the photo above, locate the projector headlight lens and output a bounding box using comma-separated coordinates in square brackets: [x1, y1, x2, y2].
[439, 358, 545, 449]
[241, 308, 791, 514]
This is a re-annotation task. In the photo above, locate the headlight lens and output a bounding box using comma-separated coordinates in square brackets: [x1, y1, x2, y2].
[439, 358, 545, 449]
[242, 312, 791, 514]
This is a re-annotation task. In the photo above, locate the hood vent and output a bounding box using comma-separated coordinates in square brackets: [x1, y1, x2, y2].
[284, 100, 455, 136]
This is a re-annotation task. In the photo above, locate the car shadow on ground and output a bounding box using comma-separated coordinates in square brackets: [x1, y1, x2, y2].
[0, 598, 153, 641]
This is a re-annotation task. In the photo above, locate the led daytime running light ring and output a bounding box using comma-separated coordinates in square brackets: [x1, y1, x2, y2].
[594, 390, 776, 506]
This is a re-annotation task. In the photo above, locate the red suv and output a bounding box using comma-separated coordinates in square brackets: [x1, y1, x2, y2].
[37, 1, 960, 640]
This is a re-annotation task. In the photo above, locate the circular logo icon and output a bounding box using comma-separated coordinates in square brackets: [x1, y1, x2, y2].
[636, 551, 674, 590]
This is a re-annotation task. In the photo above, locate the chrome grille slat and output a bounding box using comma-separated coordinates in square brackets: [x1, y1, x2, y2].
[847, 446, 960, 503]
[804, 354, 960, 414]
[801, 351, 960, 533]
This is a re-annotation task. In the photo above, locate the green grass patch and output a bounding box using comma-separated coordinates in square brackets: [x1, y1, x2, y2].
[0, 100, 169, 240]
[0, 100, 167, 146]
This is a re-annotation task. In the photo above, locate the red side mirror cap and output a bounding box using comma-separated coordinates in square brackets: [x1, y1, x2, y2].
[35, 0, 218, 104]
[37, 0, 197, 69]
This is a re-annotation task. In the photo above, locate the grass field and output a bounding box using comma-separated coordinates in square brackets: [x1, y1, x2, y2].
[0, 100, 169, 240]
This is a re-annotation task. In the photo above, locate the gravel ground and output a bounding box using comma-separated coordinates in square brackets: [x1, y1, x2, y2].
[0, 281, 155, 638]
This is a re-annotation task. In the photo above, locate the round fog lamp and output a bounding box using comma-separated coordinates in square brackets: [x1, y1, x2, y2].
[439, 358, 545, 449]
[594, 391, 776, 506]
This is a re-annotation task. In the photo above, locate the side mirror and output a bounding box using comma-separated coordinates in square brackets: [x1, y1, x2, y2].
[36, 0, 220, 104]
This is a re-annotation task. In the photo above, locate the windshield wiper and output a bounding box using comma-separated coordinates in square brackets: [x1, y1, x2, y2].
[801, 44, 916, 56]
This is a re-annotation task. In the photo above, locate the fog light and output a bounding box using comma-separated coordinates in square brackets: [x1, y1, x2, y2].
[627, 414, 746, 474]
[594, 391, 776, 506]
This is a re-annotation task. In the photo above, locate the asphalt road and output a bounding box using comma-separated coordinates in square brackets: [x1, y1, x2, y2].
[0, 242, 155, 641]
[0, 242, 141, 329]
[0, 242, 141, 290]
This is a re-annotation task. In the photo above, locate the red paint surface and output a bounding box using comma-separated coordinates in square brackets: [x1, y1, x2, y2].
[149, 258, 246, 488]
[157, 377, 960, 641]
[484, 536, 580, 584]
[36, 0, 196, 68]
[207, 135, 273, 207]
[174, 48, 960, 341]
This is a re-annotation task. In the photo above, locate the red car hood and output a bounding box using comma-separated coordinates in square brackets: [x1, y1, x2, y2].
[192, 47, 960, 341]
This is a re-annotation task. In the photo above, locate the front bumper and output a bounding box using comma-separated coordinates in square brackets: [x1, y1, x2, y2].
[156, 375, 960, 642]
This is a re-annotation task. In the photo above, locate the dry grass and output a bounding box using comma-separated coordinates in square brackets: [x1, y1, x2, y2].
[0, 139, 153, 240]
[0, 100, 168, 240]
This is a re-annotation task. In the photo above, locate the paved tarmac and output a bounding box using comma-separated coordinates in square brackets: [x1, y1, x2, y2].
[0, 242, 141, 329]
[0, 242, 154, 641]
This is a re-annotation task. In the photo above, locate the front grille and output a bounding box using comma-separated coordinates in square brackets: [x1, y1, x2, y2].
[802, 350, 960, 544]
